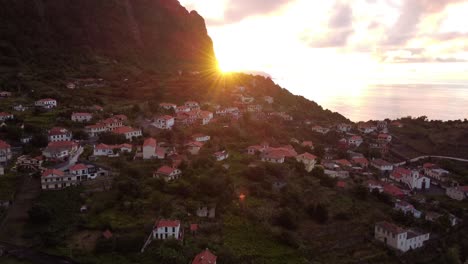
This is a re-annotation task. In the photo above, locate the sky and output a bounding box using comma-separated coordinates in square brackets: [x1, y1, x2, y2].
[179, 0, 468, 120]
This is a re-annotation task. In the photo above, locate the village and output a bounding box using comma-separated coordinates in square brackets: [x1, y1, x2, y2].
[0, 75, 467, 264]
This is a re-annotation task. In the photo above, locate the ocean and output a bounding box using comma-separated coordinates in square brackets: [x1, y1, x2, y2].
[303, 83, 468, 122]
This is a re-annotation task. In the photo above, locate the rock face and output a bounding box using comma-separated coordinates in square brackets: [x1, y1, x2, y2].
[0, 0, 216, 69]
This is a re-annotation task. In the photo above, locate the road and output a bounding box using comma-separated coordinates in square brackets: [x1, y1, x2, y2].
[394, 155, 468, 166]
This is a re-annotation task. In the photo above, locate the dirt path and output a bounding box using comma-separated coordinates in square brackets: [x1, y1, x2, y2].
[0, 175, 41, 245]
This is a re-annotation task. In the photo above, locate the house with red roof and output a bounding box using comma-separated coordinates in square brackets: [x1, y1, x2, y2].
[383, 183, 405, 198]
[186, 141, 203, 155]
[43, 141, 79, 160]
[301, 141, 314, 149]
[296, 152, 317, 172]
[41, 169, 77, 190]
[152, 220, 182, 240]
[112, 126, 142, 141]
[143, 138, 157, 160]
[358, 122, 377, 134]
[199, 110, 213, 125]
[390, 167, 412, 183]
[423, 163, 450, 181]
[261, 150, 285, 164]
[176, 105, 191, 113]
[159, 103, 177, 110]
[48, 127, 72, 142]
[351, 157, 369, 168]
[378, 133, 392, 143]
[213, 150, 229, 161]
[375, 221, 430, 252]
[334, 159, 352, 168]
[337, 181, 346, 188]
[69, 163, 107, 180]
[71, 112, 93, 122]
[446, 185, 468, 201]
[185, 101, 200, 110]
[192, 249, 217, 264]
[35, 98, 57, 109]
[93, 143, 132, 157]
[391, 121, 404, 128]
[152, 115, 175, 130]
[85, 123, 109, 137]
[154, 166, 182, 181]
[0, 112, 14, 121]
[402, 170, 430, 190]
[348, 136, 363, 147]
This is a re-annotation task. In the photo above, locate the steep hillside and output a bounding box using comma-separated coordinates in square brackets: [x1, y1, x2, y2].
[0, 0, 216, 70]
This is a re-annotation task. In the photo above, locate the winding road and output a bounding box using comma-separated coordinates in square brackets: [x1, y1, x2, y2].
[394, 155, 468, 166]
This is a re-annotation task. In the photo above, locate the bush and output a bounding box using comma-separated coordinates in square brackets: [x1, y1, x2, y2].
[273, 209, 298, 230]
[306, 203, 329, 224]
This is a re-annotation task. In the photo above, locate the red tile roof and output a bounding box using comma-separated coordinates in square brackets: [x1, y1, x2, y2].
[69, 164, 88, 171]
[297, 152, 317, 160]
[192, 249, 217, 264]
[156, 219, 180, 228]
[72, 112, 92, 117]
[47, 141, 77, 149]
[190, 224, 199, 231]
[302, 141, 314, 147]
[113, 126, 137, 134]
[337, 181, 346, 188]
[335, 159, 352, 167]
[42, 169, 65, 177]
[0, 140, 11, 149]
[102, 230, 113, 239]
[0, 112, 13, 117]
[48, 127, 70, 136]
[143, 138, 157, 148]
[376, 221, 405, 235]
[186, 141, 203, 148]
[352, 157, 369, 165]
[391, 167, 411, 179]
[158, 115, 174, 121]
[156, 166, 177, 175]
[383, 184, 404, 197]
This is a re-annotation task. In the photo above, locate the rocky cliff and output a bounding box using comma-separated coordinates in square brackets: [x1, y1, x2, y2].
[0, 0, 216, 70]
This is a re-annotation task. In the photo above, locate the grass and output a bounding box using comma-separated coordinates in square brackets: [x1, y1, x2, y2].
[222, 214, 306, 264]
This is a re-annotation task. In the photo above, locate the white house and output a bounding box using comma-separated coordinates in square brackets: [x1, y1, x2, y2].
[402, 170, 430, 190]
[41, 169, 76, 190]
[154, 166, 182, 181]
[185, 101, 200, 110]
[312, 125, 330, 134]
[71, 112, 93, 122]
[192, 134, 210, 143]
[446, 185, 468, 201]
[213, 150, 229, 161]
[358, 123, 377, 134]
[423, 163, 449, 181]
[152, 115, 175, 130]
[264, 96, 274, 104]
[152, 220, 182, 240]
[13, 105, 28, 112]
[176, 106, 191, 113]
[199, 111, 213, 125]
[371, 159, 394, 172]
[296, 152, 317, 172]
[48, 127, 72, 142]
[35, 98, 57, 109]
[0, 140, 12, 163]
[337, 123, 352, 132]
[375, 221, 430, 252]
[112, 126, 142, 140]
[69, 163, 108, 180]
[394, 200, 422, 218]
[348, 136, 363, 147]
[85, 123, 109, 137]
[159, 103, 177, 110]
[93, 143, 132, 157]
[261, 150, 285, 164]
[0, 112, 14, 121]
[143, 138, 157, 159]
[42, 141, 79, 160]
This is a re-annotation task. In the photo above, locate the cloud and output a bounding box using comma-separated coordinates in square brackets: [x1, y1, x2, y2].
[383, 0, 464, 45]
[223, 0, 290, 23]
[387, 56, 467, 63]
[301, 1, 354, 48]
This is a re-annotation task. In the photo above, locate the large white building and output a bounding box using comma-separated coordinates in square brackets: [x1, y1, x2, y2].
[48, 127, 73, 142]
[152, 220, 182, 240]
[35, 98, 57, 109]
[375, 222, 430, 252]
[152, 115, 175, 130]
[402, 170, 431, 190]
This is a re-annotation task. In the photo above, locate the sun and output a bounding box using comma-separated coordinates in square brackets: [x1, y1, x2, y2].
[216, 53, 245, 73]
